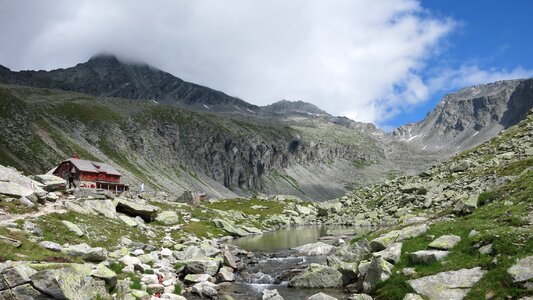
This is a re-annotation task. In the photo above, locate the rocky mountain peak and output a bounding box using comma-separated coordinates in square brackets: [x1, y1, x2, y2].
[261, 99, 330, 117]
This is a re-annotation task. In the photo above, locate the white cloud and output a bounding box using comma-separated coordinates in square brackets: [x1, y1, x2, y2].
[7, 0, 531, 127]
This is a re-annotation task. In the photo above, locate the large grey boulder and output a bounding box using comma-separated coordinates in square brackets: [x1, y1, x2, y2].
[294, 242, 335, 256]
[217, 267, 235, 282]
[62, 220, 84, 237]
[92, 264, 118, 288]
[453, 196, 477, 215]
[31, 264, 110, 300]
[82, 200, 116, 218]
[184, 274, 211, 284]
[116, 198, 158, 221]
[348, 294, 373, 300]
[335, 239, 371, 262]
[33, 174, 67, 192]
[11, 284, 52, 299]
[262, 289, 284, 300]
[362, 257, 393, 293]
[429, 235, 461, 250]
[288, 264, 343, 288]
[409, 250, 449, 264]
[408, 267, 486, 300]
[213, 218, 250, 237]
[307, 292, 338, 300]
[507, 255, 533, 282]
[62, 243, 108, 262]
[372, 242, 402, 264]
[184, 259, 221, 276]
[403, 294, 424, 300]
[39, 241, 62, 252]
[191, 281, 218, 298]
[450, 161, 470, 172]
[370, 224, 429, 251]
[1, 264, 37, 288]
[155, 211, 180, 225]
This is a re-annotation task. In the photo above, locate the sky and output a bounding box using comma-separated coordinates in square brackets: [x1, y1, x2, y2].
[1, 0, 532, 129]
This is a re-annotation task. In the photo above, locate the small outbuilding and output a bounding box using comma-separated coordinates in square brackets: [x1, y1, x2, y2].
[52, 154, 129, 193]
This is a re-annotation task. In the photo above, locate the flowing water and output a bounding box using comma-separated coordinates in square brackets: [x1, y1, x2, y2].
[187, 225, 375, 300]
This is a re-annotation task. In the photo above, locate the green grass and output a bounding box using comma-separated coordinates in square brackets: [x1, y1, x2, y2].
[352, 159, 370, 169]
[0, 227, 72, 262]
[0, 200, 39, 214]
[34, 211, 158, 249]
[205, 198, 288, 222]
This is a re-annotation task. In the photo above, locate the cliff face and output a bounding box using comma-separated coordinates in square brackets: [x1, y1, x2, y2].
[393, 79, 533, 152]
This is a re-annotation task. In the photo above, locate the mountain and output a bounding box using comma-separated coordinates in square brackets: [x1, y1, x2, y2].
[0, 84, 393, 201]
[393, 78, 533, 152]
[1, 55, 532, 201]
[0, 54, 257, 113]
[260, 100, 330, 117]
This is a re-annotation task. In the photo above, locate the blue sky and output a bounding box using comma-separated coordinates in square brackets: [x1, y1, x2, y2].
[1, 0, 532, 129]
[390, 0, 533, 128]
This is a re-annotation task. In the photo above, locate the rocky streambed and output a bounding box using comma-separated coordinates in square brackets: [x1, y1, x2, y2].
[185, 225, 374, 300]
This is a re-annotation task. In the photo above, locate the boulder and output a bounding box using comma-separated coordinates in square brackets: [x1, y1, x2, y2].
[223, 249, 238, 269]
[408, 267, 486, 300]
[294, 242, 335, 256]
[10, 284, 51, 299]
[450, 161, 470, 172]
[295, 205, 313, 215]
[116, 198, 158, 222]
[400, 184, 427, 195]
[0, 235, 22, 248]
[288, 263, 343, 288]
[82, 200, 116, 218]
[92, 264, 117, 288]
[334, 239, 371, 262]
[31, 264, 110, 300]
[184, 259, 220, 276]
[33, 174, 66, 192]
[62, 243, 108, 262]
[453, 196, 477, 215]
[191, 281, 218, 298]
[409, 250, 449, 264]
[118, 215, 138, 227]
[262, 289, 284, 300]
[308, 292, 338, 300]
[348, 294, 373, 300]
[147, 283, 165, 294]
[428, 235, 461, 250]
[0, 182, 34, 198]
[62, 220, 84, 237]
[1, 264, 37, 287]
[372, 242, 402, 264]
[213, 219, 250, 237]
[326, 256, 358, 286]
[39, 241, 62, 252]
[479, 244, 494, 255]
[370, 224, 429, 251]
[155, 211, 180, 225]
[184, 274, 211, 284]
[507, 255, 533, 282]
[217, 267, 235, 282]
[362, 258, 393, 293]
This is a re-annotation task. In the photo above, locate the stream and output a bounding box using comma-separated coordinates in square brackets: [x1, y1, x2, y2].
[187, 225, 375, 300]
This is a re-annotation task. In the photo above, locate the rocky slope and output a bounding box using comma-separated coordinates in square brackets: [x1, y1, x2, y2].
[394, 79, 533, 152]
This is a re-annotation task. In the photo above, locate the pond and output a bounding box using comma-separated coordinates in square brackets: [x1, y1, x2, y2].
[228, 225, 373, 252]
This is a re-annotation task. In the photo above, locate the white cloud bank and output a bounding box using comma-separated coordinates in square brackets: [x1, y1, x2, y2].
[0, 0, 532, 126]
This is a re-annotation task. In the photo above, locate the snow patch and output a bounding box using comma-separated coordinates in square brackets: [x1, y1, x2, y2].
[472, 131, 479, 137]
[203, 104, 210, 109]
[233, 105, 242, 111]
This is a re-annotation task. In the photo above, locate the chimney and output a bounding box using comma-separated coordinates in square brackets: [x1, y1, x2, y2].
[73, 153, 79, 159]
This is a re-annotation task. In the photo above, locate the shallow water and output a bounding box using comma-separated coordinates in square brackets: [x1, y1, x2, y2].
[228, 225, 372, 252]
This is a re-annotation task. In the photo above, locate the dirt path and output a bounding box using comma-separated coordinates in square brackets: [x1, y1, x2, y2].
[0, 199, 67, 226]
